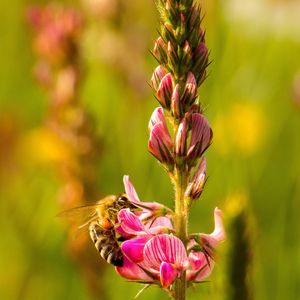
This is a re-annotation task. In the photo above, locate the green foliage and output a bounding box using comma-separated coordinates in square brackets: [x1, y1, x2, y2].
[0, 0, 300, 299]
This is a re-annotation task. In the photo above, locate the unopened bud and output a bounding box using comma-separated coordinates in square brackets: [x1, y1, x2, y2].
[193, 43, 209, 77]
[157, 73, 173, 109]
[182, 72, 197, 105]
[148, 108, 174, 166]
[182, 41, 192, 67]
[167, 41, 177, 69]
[153, 37, 168, 64]
[187, 113, 213, 162]
[189, 6, 201, 29]
[151, 66, 167, 91]
[175, 117, 188, 156]
[171, 84, 181, 119]
[185, 157, 207, 200]
[163, 22, 176, 46]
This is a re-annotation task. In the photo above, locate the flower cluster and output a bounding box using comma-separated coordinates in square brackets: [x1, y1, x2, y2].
[115, 176, 225, 290]
[147, 0, 213, 205]
[138, 0, 224, 297]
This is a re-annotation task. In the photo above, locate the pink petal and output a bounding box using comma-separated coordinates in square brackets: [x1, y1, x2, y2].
[148, 123, 173, 164]
[116, 256, 154, 282]
[160, 262, 178, 288]
[143, 235, 188, 271]
[187, 251, 214, 282]
[146, 217, 173, 234]
[187, 113, 212, 159]
[148, 107, 168, 133]
[121, 235, 151, 262]
[185, 157, 207, 199]
[200, 207, 226, 248]
[157, 73, 173, 108]
[118, 209, 145, 235]
[171, 84, 181, 119]
[123, 175, 140, 203]
[182, 72, 197, 104]
[151, 66, 167, 91]
[135, 201, 170, 214]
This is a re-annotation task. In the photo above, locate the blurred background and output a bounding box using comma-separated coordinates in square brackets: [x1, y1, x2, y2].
[0, 0, 299, 299]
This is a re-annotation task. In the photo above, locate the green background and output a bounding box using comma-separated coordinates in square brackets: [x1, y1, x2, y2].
[0, 0, 300, 299]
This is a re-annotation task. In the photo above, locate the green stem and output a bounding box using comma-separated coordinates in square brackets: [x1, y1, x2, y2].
[174, 167, 188, 300]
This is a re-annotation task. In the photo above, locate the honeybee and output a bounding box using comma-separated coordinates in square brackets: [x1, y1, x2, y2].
[59, 194, 137, 267]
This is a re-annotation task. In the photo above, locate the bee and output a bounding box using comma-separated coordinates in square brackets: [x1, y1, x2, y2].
[59, 194, 137, 267]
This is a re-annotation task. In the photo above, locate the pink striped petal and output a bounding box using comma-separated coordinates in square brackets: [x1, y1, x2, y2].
[200, 207, 225, 249]
[118, 209, 145, 235]
[143, 235, 188, 271]
[123, 175, 140, 203]
[187, 251, 214, 282]
[148, 107, 168, 134]
[116, 256, 154, 282]
[148, 122, 173, 164]
[156, 73, 173, 108]
[151, 66, 167, 91]
[146, 217, 173, 234]
[160, 262, 178, 288]
[187, 113, 212, 159]
[121, 235, 151, 262]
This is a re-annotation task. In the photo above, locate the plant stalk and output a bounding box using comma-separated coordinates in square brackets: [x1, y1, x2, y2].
[174, 167, 188, 300]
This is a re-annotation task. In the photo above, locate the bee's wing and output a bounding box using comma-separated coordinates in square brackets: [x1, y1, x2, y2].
[57, 196, 116, 228]
[58, 204, 96, 221]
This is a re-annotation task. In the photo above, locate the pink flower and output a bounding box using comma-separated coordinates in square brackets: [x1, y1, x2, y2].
[117, 234, 189, 288]
[187, 207, 225, 282]
[148, 108, 174, 165]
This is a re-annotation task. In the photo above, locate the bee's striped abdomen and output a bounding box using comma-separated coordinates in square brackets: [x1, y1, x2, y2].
[89, 221, 123, 267]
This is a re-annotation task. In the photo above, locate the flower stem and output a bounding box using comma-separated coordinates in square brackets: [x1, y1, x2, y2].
[174, 167, 188, 300]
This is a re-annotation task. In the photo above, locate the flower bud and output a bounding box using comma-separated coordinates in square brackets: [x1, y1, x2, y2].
[151, 66, 167, 92]
[181, 41, 192, 67]
[171, 84, 181, 119]
[193, 43, 209, 80]
[175, 117, 188, 156]
[187, 113, 213, 161]
[185, 157, 206, 199]
[153, 37, 168, 64]
[148, 108, 174, 165]
[163, 22, 176, 45]
[182, 72, 197, 105]
[189, 6, 201, 30]
[157, 73, 173, 109]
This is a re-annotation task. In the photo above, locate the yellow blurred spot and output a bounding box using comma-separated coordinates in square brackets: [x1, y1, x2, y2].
[224, 191, 248, 217]
[213, 102, 266, 156]
[22, 127, 73, 164]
